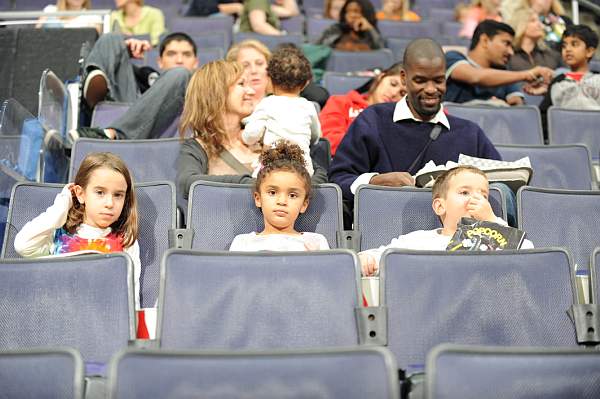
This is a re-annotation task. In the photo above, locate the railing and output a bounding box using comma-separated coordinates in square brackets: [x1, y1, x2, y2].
[0, 10, 112, 33]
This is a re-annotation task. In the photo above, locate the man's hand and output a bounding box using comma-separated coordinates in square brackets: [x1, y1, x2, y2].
[358, 253, 378, 276]
[466, 193, 496, 222]
[125, 38, 151, 59]
[525, 66, 553, 84]
[369, 172, 415, 187]
[522, 82, 549, 96]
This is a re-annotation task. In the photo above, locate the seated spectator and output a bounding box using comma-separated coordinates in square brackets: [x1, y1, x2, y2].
[540, 25, 600, 115]
[239, 0, 299, 35]
[37, 0, 102, 31]
[68, 32, 198, 142]
[328, 38, 501, 207]
[376, 0, 420, 22]
[176, 60, 327, 200]
[111, 0, 165, 47]
[317, 0, 384, 51]
[182, 0, 243, 17]
[320, 62, 406, 155]
[507, 7, 562, 71]
[358, 165, 534, 275]
[459, 0, 503, 38]
[324, 0, 346, 20]
[445, 20, 553, 105]
[243, 46, 321, 176]
[229, 142, 330, 251]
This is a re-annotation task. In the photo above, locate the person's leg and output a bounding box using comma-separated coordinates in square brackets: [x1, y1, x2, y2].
[83, 33, 140, 105]
[109, 67, 191, 140]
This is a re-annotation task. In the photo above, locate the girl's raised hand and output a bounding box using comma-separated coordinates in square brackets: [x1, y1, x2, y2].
[466, 192, 495, 222]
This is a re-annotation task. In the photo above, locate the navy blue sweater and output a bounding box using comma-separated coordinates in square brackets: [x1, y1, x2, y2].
[328, 102, 501, 201]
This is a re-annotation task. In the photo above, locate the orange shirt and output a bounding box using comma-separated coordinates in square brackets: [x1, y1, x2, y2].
[376, 10, 421, 22]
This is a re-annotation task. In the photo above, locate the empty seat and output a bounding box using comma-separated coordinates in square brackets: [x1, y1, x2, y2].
[386, 37, 412, 61]
[322, 71, 371, 95]
[187, 181, 344, 249]
[0, 348, 84, 399]
[326, 49, 394, 72]
[378, 20, 438, 39]
[444, 103, 544, 145]
[169, 16, 234, 46]
[280, 14, 305, 34]
[233, 32, 304, 51]
[306, 16, 336, 43]
[157, 250, 362, 350]
[110, 347, 399, 399]
[382, 248, 578, 371]
[496, 144, 595, 190]
[548, 107, 600, 162]
[427, 344, 600, 399]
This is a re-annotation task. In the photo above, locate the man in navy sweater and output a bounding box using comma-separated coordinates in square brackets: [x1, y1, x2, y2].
[329, 38, 501, 204]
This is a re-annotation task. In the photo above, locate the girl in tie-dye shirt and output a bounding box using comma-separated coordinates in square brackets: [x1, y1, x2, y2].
[14, 152, 142, 309]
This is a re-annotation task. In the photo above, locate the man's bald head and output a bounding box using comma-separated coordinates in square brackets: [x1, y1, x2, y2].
[402, 38, 446, 71]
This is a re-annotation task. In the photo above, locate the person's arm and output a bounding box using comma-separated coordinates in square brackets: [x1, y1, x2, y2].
[242, 105, 269, 145]
[316, 24, 342, 47]
[271, 0, 299, 18]
[14, 184, 73, 257]
[363, 26, 384, 49]
[125, 38, 152, 59]
[449, 62, 553, 87]
[248, 9, 283, 35]
[218, 2, 244, 14]
[309, 108, 322, 145]
[124, 240, 141, 310]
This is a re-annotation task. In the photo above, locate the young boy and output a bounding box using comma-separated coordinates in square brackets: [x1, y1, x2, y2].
[358, 165, 534, 276]
[539, 25, 600, 113]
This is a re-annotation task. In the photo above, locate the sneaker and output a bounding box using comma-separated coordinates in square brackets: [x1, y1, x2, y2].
[68, 127, 112, 146]
[83, 69, 108, 108]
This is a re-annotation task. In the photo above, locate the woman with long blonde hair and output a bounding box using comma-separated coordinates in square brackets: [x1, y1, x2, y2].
[37, 0, 102, 31]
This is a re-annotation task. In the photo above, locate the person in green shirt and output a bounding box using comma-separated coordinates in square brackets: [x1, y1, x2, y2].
[111, 0, 166, 46]
[239, 0, 299, 35]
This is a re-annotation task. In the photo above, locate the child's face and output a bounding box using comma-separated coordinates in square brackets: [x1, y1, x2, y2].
[254, 170, 309, 234]
[433, 171, 490, 230]
[562, 36, 595, 70]
[74, 167, 127, 230]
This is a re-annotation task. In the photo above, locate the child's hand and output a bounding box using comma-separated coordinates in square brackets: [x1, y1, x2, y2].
[358, 253, 378, 276]
[466, 193, 496, 222]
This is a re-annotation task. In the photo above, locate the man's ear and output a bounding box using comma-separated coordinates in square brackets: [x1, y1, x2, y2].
[73, 185, 85, 204]
[253, 191, 262, 209]
[400, 68, 407, 86]
[479, 33, 490, 49]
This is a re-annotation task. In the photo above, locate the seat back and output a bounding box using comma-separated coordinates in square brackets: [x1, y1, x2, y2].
[280, 14, 305, 34]
[158, 250, 361, 350]
[444, 103, 544, 145]
[233, 32, 304, 51]
[0, 254, 134, 363]
[188, 181, 344, 249]
[385, 37, 412, 60]
[90, 101, 131, 128]
[497, 144, 595, 190]
[518, 187, 600, 271]
[69, 138, 180, 183]
[169, 16, 233, 46]
[326, 49, 394, 73]
[592, 247, 600, 304]
[426, 345, 600, 399]
[311, 137, 332, 170]
[306, 16, 336, 42]
[382, 249, 577, 371]
[322, 72, 371, 95]
[0, 348, 84, 399]
[354, 185, 506, 251]
[378, 20, 438, 39]
[548, 107, 600, 161]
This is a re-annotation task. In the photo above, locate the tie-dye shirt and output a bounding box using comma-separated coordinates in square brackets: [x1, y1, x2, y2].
[52, 227, 124, 255]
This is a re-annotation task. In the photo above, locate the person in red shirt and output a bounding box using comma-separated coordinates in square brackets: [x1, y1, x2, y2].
[320, 63, 405, 155]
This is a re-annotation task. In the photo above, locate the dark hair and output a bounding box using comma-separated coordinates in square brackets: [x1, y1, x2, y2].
[562, 24, 599, 51]
[267, 46, 313, 92]
[356, 62, 403, 94]
[470, 20, 515, 50]
[159, 32, 197, 57]
[254, 141, 312, 200]
[339, 0, 378, 32]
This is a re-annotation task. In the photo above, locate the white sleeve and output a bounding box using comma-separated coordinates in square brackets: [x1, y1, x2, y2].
[350, 173, 379, 194]
[242, 104, 269, 145]
[14, 185, 73, 257]
[309, 108, 322, 144]
[319, 234, 330, 250]
[359, 234, 411, 269]
[229, 234, 247, 251]
[125, 240, 141, 310]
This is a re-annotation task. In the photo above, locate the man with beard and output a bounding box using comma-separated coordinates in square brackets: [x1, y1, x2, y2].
[328, 38, 501, 209]
[444, 20, 553, 105]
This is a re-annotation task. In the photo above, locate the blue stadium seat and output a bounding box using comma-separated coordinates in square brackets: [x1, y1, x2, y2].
[306, 16, 336, 43]
[187, 181, 344, 249]
[90, 101, 130, 128]
[322, 71, 371, 95]
[548, 107, 600, 162]
[497, 144, 595, 190]
[354, 185, 506, 251]
[233, 32, 304, 51]
[110, 347, 399, 399]
[444, 103, 544, 145]
[378, 20, 438, 39]
[386, 37, 412, 61]
[381, 249, 578, 371]
[157, 249, 362, 350]
[518, 187, 600, 272]
[592, 247, 600, 304]
[426, 344, 600, 399]
[280, 14, 305, 34]
[326, 49, 394, 72]
[0, 348, 84, 399]
[0, 254, 135, 363]
[169, 16, 234, 47]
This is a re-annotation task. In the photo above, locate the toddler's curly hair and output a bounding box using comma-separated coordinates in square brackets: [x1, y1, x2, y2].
[267, 46, 312, 92]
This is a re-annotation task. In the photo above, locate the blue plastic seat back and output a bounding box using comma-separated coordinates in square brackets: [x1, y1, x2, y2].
[90, 101, 131, 128]
[0, 254, 134, 363]
[592, 247, 600, 304]
[188, 181, 344, 250]
[378, 20, 438, 39]
[322, 72, 371, 95]
[518, 187, 600, 272]
[169, 16, 234, 46]
[0, 348, 84, 399]
[233, 32, 304, 51]
[354, 185, 506, 251]
[427, 345, 600, 399]
[307, 17, 336, 43]
[497, 144, 595, 190]
[326, 49, 394, 73]
[158, 250, 361, 350]
[548, 107, 600, 161]
[69, 138, 181, 183]
[445, 103, 544, 145]
[382, 249, 577, 371]
[110, 347, 399, 399]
